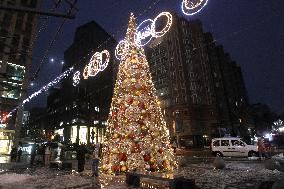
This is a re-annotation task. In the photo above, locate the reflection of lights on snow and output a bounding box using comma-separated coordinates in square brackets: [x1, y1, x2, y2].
[181, 0, 209, 16]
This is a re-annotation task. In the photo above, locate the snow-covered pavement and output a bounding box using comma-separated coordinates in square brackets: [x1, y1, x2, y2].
[0, 159, 284, 189]
[0, 167, 99, 189]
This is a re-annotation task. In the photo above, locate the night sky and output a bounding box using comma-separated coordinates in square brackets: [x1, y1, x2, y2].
[27, 0, 284, 115]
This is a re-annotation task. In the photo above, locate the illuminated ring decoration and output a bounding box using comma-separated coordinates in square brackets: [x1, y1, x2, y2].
[135, 12, 172, 47]
[115, 40, 130, 60]
[181, 0, 208, 16]
[83, 50, 110, 79]
[135, 19, 154, 47]
[152, 12, 173, 38]
[89, 52, 101, 77]
[73, 71, 80, 86]
[99, 50, 110, 71]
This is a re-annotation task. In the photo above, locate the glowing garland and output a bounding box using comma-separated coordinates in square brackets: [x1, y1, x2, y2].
[73, 71, 80, 86]
[22, 67, 74, 105]
[181, 0, 208, 16]
[83, 50, 110, 79]
[135, 12, 173, 47]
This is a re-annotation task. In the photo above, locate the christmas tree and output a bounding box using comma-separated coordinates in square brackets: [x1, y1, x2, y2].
[101, 13, 176, 174]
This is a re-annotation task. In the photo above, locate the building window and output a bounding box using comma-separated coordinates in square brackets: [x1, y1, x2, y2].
[6, 63, 25, 81]
[1, 86, 21, 99]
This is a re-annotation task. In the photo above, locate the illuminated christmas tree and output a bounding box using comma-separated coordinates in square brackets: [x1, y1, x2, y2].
[101, 13, 176, 174]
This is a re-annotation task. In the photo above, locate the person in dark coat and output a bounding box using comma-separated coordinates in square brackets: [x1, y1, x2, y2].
[91, 143, 101, 177]
[77, 144, 87, 172]
[17, 148, 22, 162]
[30, 145, 36, 165]
[10, 147, 17, 162]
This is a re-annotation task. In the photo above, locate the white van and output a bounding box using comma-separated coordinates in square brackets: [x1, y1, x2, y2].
[211, 137, 258, 157]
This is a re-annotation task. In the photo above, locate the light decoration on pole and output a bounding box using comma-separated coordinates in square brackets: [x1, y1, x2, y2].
[134, 12, 173, 47]
[83, 50, 110, 79]
[22, 67, 74, 105]
[101, 13, 176, 175]
[181, 0, 209, 16]
[73, 71, 80, 86]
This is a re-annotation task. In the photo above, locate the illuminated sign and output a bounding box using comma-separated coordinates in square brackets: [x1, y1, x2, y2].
[181, 0, 208, 16]
[135, 12, 173, 47]
[83, 50, 110, 79]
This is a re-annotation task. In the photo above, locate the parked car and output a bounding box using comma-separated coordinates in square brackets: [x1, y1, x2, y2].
[211, 137, 258, 157]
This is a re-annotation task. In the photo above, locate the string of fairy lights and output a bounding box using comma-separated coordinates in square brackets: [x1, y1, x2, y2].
[1, 0, 210, 123]
[0, 0, 165, 123]
[3, 0, 280, 126]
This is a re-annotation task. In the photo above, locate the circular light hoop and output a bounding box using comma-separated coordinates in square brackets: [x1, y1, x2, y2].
[115, 40, 130, 60]
[182, 0, 209, 16]
[135, 19, 154, 47]
[99, 50, 110, 71]
[73, 71, 80, 86]
[184, 0, 205, 9]
[152, 12, 172, 38]
[89, 52, 100, 76]
[83, 66, 89, 79]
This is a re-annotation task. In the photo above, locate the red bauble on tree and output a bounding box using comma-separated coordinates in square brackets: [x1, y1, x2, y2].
[118, 153, 127, 161]
[143, 154, 151, 162]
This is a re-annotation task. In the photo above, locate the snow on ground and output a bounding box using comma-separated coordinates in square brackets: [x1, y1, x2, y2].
[177, 162, 284, 189]
[0, 161, 283, 189]
[0, 173, 32, 185]
[101, 161, 284, 189]
[0, 168, 99, 189]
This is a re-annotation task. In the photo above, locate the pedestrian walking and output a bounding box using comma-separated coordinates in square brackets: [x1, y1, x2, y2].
[77, 144, 87, 172]
[91, 143, 101, 177]
[17, 148, 22, 162]
[257, 138, 267, 159]
[45, 145, 51, 166]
